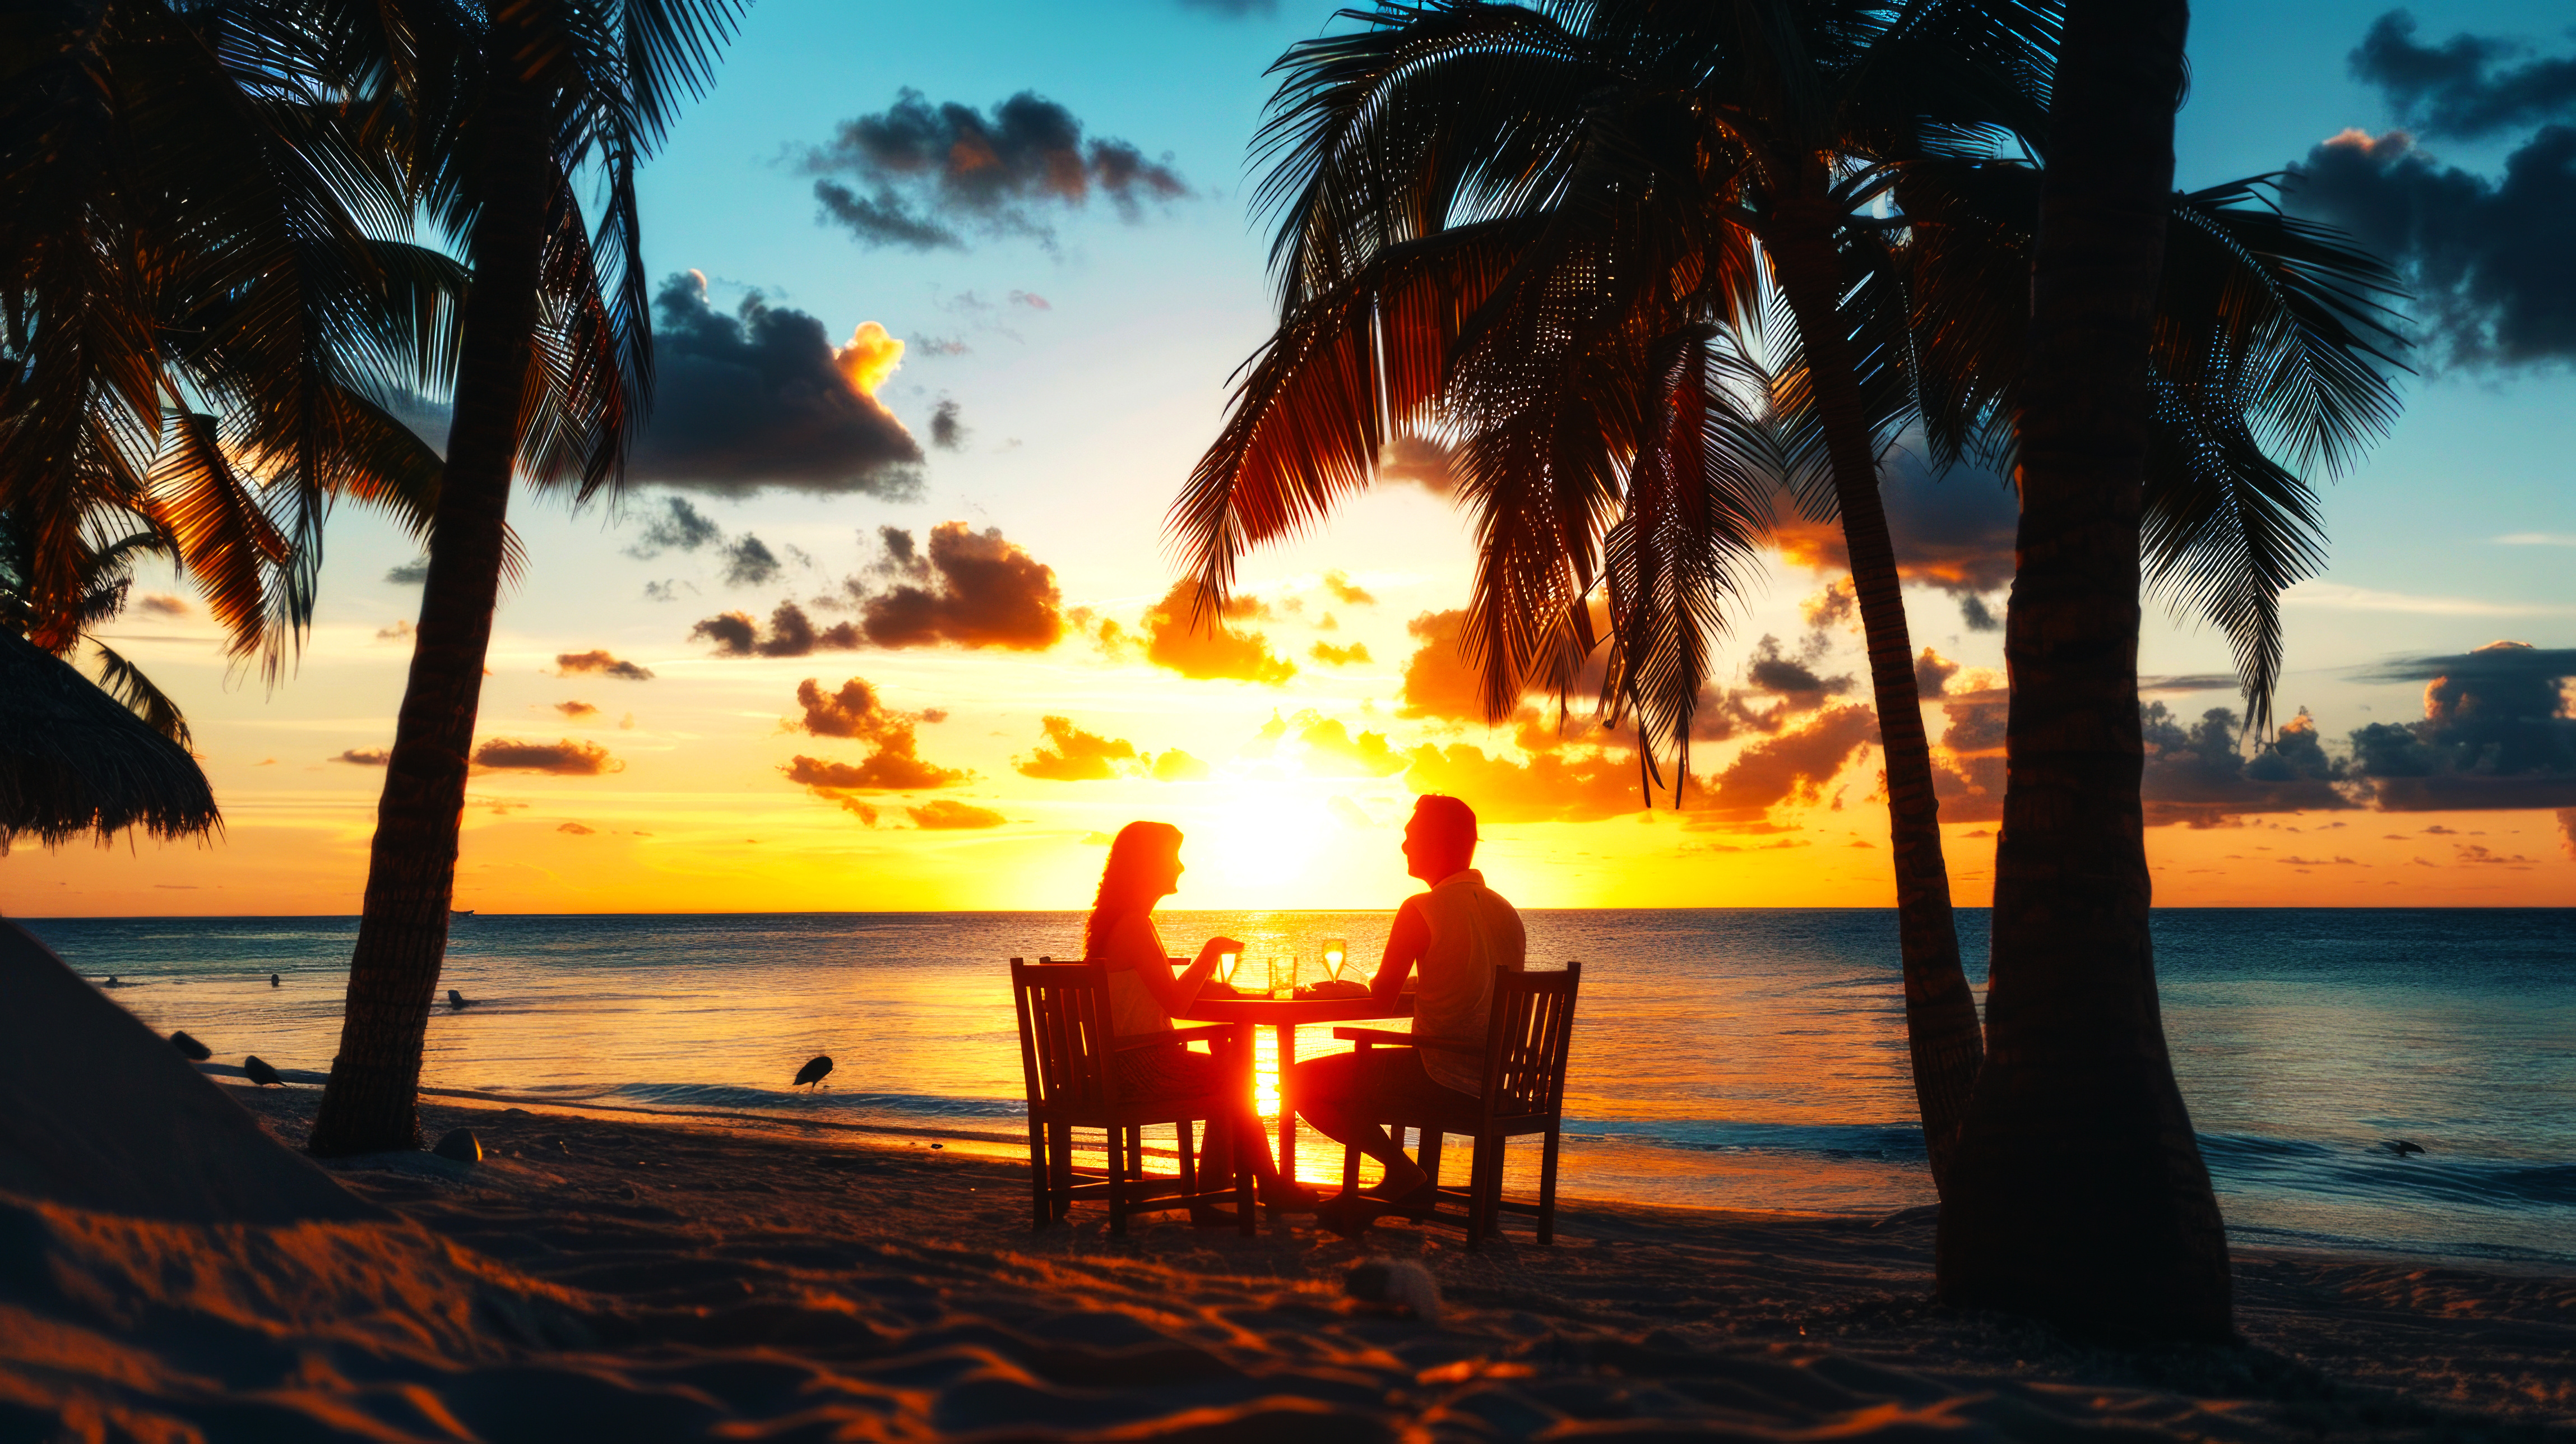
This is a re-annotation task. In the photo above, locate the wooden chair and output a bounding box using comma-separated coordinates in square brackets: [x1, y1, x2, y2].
[1009, 957, 1254, 1237]
[1332, 960, 1581, 1250]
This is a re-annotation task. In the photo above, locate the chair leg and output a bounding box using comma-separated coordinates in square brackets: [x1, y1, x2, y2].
[1177, 1119, 1196, 1194]
[1419, 1129, 1445, 1212]
[1234, 1117, 1255, 1237]
[1027, 1118, 1050, 1230]
[1537, 1125, 1562, 1246]
[1049, 1122, 1073, 1221]
[1124, 1124, 1145, 1181]
[1106, 1124, 1129, 1237]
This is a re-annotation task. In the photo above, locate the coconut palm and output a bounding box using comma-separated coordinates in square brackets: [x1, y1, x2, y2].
[304, 0, 742, 1156]
[1174, 0, 2404, 1198]
[1, 0, 461, 682]
[1931, 0, 2232, 1343]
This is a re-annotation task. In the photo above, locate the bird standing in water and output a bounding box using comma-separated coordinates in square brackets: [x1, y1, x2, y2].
[448, 989, 471, 1009]
[794, 1055, 834, 1090]
[270, 973, 280, 988]
[243, 1056, 284, 1087]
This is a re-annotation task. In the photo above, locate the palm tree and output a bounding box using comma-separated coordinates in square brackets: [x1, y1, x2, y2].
[1175, 0, 2403, 1198]
[2, 0, 458, 691]
[304, 0, 742, 1156]
[1933, 0, 2231, 1342]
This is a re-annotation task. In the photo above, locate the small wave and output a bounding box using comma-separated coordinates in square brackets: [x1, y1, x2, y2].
[2199, 1133, 2576, 1210]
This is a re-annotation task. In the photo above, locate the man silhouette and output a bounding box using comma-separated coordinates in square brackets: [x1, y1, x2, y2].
[1294, 794, 1524, 1233]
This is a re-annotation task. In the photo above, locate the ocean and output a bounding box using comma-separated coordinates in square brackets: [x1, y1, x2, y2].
[21, 908, 2572, 1267]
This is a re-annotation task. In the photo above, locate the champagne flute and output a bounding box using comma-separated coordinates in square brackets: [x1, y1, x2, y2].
[1321, 938, 1349, 983]
[1217, 950, 1241, 989]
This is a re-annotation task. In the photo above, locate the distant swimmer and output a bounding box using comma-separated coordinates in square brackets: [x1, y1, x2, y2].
[448, 989, 471, 1009]
[170, 1031, 212, 1061]
[794, 1055, 835, 1090]
[270, 973, 281, 988]
[2382, 1139, 2426, 1156]
[104, 975, 122, 988]
[243, 1056, 284, 1087]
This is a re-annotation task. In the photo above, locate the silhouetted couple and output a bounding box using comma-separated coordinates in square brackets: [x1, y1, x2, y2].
[1083, 794, 1525, 1232]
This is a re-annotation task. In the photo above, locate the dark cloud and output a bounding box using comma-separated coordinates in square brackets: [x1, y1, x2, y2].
[1692, 705, 1879, 830]
[558, 821, 595, 835]
[796, 677, 901, 739]
[1378, 434, 1458, 495]
[2350, 11, 2576, 142]
[1915, 647, 1961, 698]
[800, 89, 1190, 251]
[1743, 634, 1854, 713]
[385, 559, 429, 585]
[929, 399, 967, 451]
[1310, 641, 1372, 666]
[555, 650, 654, 680]
[851, 523, 1064, 650]
[781, 677, 966, 802]
[720, 534, 782, 588]
[1142, 580, 1295, 684]
[471, 738, 623, 775]
[2288, 126, 2576, 367]
[331, 748, 389, 766]
[786, 748, 966, 794]
[628, 272, 924, 494]
[908, 799, 1007, 830]
[1018, 716, 1139, 781]
[2346, 641, 2576, 809]
[2141, 705, 2354, 828]
[2142, 673, 2241, 695]
[1958, 595, 2001, 632]
[2558, 808, 2576, 860]
[623, 496, 722, 559]
[693, 602, 863, 658]
[555, 701, 598, 719]
[1775, 449, 2018, 597]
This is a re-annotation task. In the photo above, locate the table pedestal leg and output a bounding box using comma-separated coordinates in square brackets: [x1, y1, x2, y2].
[1274, 1021, 1297, 1186]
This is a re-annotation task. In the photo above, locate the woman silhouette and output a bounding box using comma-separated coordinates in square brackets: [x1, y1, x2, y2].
[1086, 821, 1317, 1213]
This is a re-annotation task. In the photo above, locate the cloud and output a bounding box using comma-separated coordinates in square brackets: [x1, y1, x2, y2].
[1774, 448, 2018, 597]
[2141, 705, 2355, 827]
[2346, 641, 2576, 809]
[2559, 808, 2576, 860]
[375, 620, 412, 642]
[1692, 705, 1879, 830]
[134, 593, 187, 617]
[1142, 580, 1295, 684]
[470, 738, 623, 775]
[1321, 570, 1376, 607]
[800, 89, 1189, 251]
[1310, 641, 1372, 666]
[331, 748, 389, 766]
[795, 676, 900, 739]
[1017, 715, 1139, 780]
[1396, 609, 1482, 720]
[785, 748, 964, 793]
[1743, 633, 1854, 713]
[1916, 647, 1962, 698]
[557, 821, 595, 835]
[627, 271, 923, 494]
[929, 399, 968, 451]
[555, 701, 598, 719]
[1297, 716, 1407, 777]
[555, 650, 654, 680]
[1149, 749, 1210, 781]
[2287, 124, 2575, 368]
[2350, 11, 2576, 142]
[1402, 742, 1654, 823]
[907, 799, 1006, 830]
[1378, 434, 1458, 494]
[691, 602, 863, 657]
[385, 559, 428, 585]
[782, 676, 967, 800]
[1959, 595, 2001, 631]
[848, 523, 1065, 650]
[623, 496, 723, 559]
[720, 534, 782, 587]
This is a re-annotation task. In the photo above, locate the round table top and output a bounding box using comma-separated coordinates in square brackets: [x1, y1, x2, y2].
[1175, 991, 1414, 1024]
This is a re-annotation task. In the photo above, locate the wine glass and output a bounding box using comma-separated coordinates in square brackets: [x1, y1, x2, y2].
[1217, 950, 1241, 989]
[1321, 938, 1349, 983]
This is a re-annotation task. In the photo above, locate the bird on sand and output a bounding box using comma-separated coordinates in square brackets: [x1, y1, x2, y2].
[793, 1055, 834, 1090]
[170, 1031, 211, 1061]
[270, 973, 280, 988]
[243, 1056, 284, 1087]
[448, 989, 471, 1009]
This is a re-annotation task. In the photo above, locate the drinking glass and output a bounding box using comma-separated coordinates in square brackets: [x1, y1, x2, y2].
[1270, 956, 1298, 999]
[1320, 938, 1349, 982]
[1217, 950, 1241, 988]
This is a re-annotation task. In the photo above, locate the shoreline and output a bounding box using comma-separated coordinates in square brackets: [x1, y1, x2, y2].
[206, 1080, 2576, 1436]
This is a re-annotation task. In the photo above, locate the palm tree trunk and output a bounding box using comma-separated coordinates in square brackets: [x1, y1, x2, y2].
[307, 73, 549, 1157]
[1766, 214, 1985, 1197]
[1933, 0, 2231, 1340]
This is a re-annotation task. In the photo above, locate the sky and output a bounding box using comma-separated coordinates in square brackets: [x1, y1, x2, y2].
[8, 0, 2575, 917]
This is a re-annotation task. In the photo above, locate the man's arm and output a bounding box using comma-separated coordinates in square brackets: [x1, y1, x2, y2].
[1370, 898, 1429, 1012]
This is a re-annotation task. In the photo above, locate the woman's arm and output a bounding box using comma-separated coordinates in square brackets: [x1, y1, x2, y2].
[1114, 915, 1234, 1016]
[1369, 899, 1430, 1011]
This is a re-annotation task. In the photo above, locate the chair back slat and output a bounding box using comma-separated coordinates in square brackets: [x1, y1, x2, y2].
[1479, 961, 1581, 1119]
[1011, 959, 1116, 1116]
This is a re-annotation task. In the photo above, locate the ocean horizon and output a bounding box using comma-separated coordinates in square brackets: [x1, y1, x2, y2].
[23, 906, 2573, 1270]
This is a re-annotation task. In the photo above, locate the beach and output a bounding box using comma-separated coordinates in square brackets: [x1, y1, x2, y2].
[11, 1076, 2568, 1442]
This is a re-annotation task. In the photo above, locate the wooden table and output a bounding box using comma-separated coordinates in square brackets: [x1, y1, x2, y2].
[1175, 992, 1412, 1184]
